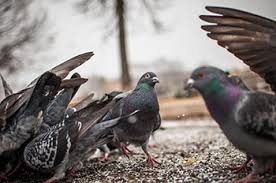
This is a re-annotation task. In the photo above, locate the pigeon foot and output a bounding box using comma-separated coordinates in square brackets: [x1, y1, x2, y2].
[67, 169, 77, 177]
[231, 157, 251, 173]
[98, 153, 109, 162]
[120, 143, 133, 158]
[146, 155, 160, 167]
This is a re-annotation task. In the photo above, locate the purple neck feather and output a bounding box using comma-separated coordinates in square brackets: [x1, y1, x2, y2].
[203, 84, 242, 122]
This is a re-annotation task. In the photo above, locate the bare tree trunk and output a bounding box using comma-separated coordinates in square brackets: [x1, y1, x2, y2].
[116, 0, 131, 90]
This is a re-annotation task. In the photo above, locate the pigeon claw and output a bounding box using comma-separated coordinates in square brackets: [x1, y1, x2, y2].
[231, 156, 251, 174]
[120, 143, 133, 159]
[67, 169, 77, 177]
[146, 155, 160, 167]
[98, 153, 109, 162]
[231, 161, 251, 174]
[231, 165, 250, 174]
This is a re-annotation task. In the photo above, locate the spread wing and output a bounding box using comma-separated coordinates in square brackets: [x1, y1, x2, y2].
[0, 52, 92, 125]
[200, 6, 276, 92]
[28, 52, 93, 86]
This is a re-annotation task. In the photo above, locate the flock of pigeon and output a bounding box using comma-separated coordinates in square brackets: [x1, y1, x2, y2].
[0, 51, 161, 183]
[0, 5, 275, 183]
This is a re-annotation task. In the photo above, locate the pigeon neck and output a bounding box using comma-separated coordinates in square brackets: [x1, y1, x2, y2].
[203, 84, 241, 122]
[202, 79, 223, 96]
[137, 82, 152, 91]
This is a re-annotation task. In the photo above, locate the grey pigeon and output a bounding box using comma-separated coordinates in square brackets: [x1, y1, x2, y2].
[200, 6, 276, 92]
[23, 120, 82, 183]
[95, 91, 163, 161]
[0, 72, 61, 180]
[0, 52, 91, 181]
[0, 72, 61, 154]
[186, 66, 276, 182]
[101, 72, 161, 166]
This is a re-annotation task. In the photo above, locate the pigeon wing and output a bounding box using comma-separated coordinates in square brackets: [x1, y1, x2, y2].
[200, 6, 276, 92]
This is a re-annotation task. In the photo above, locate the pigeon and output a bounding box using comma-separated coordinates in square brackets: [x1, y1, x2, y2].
[0, 72, 61, 179]
[0, 52, 92, 180]
[94, 91, 163, 161]
[23, 120, 82, 183]
[200, 6, 276, 92]
[200, 6, 276, 176]
[0, 72, 61, 155]
[186, 66, 276, 182]
[101, 72, 161, 166]
[0, 74, 13, 97]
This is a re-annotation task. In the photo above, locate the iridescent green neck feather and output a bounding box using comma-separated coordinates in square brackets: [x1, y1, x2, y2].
[202, 79, 224, 95]
[137, 82, 152, 91]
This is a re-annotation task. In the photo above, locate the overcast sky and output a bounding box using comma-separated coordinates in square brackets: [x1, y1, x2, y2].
[15, 0, 276, 86]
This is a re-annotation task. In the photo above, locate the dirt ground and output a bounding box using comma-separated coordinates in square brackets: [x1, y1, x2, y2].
[5, 120, 276, 183]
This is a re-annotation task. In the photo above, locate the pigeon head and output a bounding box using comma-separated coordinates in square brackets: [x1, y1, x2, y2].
[186, 66, 230, 95]
[137, 72, 159, 88]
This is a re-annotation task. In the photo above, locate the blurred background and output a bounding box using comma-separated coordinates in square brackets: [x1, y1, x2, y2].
[0, 0, 275, 120]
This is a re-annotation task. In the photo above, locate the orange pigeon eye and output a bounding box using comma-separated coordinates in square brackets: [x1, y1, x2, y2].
[197, 73, 204, 79]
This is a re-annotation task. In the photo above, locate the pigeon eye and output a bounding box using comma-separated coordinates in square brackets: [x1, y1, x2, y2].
[197, 73, 204, 79]
[145, 74, 150, 79]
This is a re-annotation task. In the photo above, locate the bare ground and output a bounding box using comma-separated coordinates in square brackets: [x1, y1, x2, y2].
[4, 120, 276, 183]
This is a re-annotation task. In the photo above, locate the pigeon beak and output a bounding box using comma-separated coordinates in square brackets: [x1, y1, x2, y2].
[152, 77, 160, 83]
[184, 78, 194, 90]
